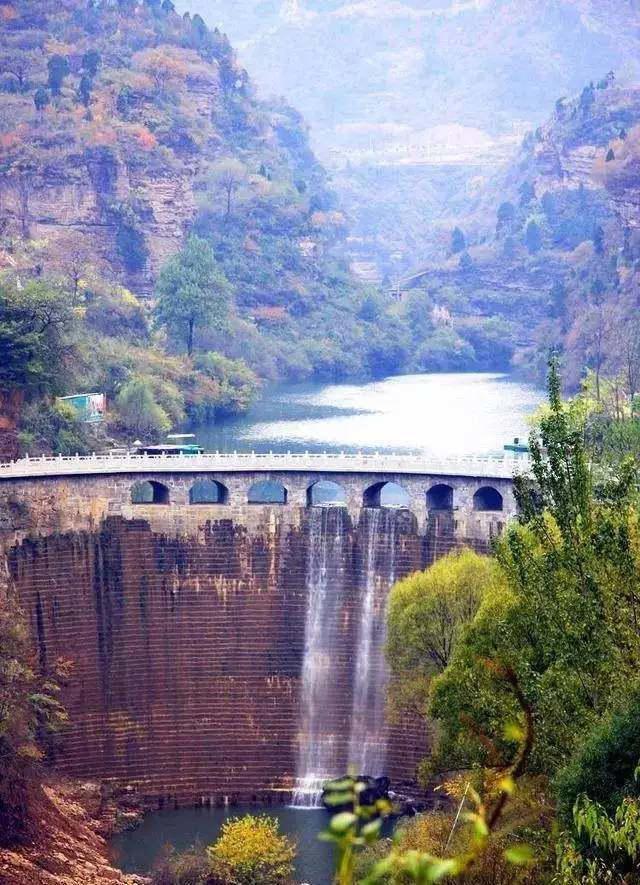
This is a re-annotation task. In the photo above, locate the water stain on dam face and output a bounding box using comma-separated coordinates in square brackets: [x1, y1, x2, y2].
[1, 472, 509, 806]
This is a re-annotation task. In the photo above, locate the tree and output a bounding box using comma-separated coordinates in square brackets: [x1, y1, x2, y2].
[0, 587, 69, 845]
[592, 223, 605, 254]
[47, 54, 69, 96]
[134, 47, 187, 95]
[387, 549, 502, 719]
[0, 280, 76, 393]
[450, 226, 466, 254]
[525, 220, 542, 254]
[114, 377, 171, 439]
[518, 181, 535, 207]
[211, 158, 248, 220]
[496, 201, 516, 236]
[33, 86, 49, 113]
[207, 815, 296, 885]
[81, 49, 101, 77]
[154, 235, 230, 355]
[429, 363, 640, 779]
[606, 148, 616, 162]
[78, 74, 92, 108]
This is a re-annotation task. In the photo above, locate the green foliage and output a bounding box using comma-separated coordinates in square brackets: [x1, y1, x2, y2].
[207, 815, 295, 885]
[81, 49, 101, 78]
[0, 279, 76, 394]
[387, 550, 501, 720]
[451, 227, 466, 254]
[155, 236, 230, 356]
[524, 220, 542, 254]
[554, 689, 640, 825]
[33, 86, 49, 111]
[192, 352, 259, 418]
[430, 362, 640, 781]
[114, 376, 172, 439]
[18, 400, 93, 457]
[555, 788, 640, 883]
[151, 842, 220, 885]
[46, 54, 69, 96]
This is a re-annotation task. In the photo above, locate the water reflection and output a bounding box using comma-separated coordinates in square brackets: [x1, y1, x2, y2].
[188, 373, 542, 458]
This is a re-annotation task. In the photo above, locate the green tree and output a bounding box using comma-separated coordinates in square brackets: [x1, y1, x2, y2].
[429, 363, 640, 778]
[207, 815, 295, 885]
[451, 227, 466, 254]
[519, 181, 535, 207]
[496, 201, 516, 236]
[114, 376, 171, 439]
[46, 54, 69, 96]
[0, 280, 75, 393]
[155, 236, 230, 356]
[525, 220, 542, 254]
[81, 49, 101, 77]
[387, 549, 502, 719]
[78, 74, 92, 108]
[33, 86, 49, 113]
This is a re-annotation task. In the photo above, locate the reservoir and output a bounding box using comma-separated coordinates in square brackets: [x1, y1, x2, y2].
[189, 372, 542, 456]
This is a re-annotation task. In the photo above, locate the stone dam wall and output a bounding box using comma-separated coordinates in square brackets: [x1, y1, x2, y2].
[0, 470, 514, 806]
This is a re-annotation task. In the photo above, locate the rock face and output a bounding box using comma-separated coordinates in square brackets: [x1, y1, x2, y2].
[0, 471, 512, 805]
[0, 779, 146, 885]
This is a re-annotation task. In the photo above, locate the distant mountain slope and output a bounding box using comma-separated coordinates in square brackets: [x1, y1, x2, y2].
[399, 79, 640, 387]
[179, 0, 640, 166]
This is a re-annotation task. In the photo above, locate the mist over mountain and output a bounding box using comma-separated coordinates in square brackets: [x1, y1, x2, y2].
[178, 0, 640, 274]
[177, 0, 640, 167]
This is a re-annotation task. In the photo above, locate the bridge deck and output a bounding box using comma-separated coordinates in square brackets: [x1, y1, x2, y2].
[0, 452, 531, 481]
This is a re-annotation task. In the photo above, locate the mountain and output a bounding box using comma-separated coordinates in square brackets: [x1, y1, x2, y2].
[176, 0, 640, 275]
[398, 79, 640, 388]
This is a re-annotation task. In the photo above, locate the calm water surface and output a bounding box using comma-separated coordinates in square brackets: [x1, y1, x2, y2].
[190, 372, 542, 456]
[111, 805, 334, 884]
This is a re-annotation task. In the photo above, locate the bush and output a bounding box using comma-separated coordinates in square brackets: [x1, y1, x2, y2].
[151, 843, 221, 885]
[207, 815, 296, 885]
[114, 376, 171, 439]
[554, 686, 640, 826]
[18, 400, 94, 456]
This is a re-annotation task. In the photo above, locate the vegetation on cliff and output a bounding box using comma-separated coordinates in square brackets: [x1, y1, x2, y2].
[365, 364, 640, 882]
[0, 0, 488, 457]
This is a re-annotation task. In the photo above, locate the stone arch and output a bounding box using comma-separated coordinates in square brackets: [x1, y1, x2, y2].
[131, 480, 169, 505]
[189, 479, 228, 505]
[363, 481, 410, 508]
[473, 486, 503, 512]
[306, 480, 347, 506]
[248, 479, 288, 505]
[426, 483, 454, 511]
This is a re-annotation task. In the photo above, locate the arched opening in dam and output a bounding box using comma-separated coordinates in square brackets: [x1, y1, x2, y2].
[426, 483, 454, 511]
[248, 479, 288, 504]
[189, 479, 228, 504]
[306, 480, 347, 506]
[131, 480, 170, 505]
[363, 481, 410, 509]
[473, 485, 504, 512]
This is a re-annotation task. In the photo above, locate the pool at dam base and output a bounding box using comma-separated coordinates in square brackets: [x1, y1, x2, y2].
[111, 805, 345, 884]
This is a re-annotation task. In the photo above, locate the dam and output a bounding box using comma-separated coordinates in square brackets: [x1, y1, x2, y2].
[0, 451, 524, 807]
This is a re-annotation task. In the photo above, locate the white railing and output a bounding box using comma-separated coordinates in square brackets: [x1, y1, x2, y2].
[0, 451, 531, 481]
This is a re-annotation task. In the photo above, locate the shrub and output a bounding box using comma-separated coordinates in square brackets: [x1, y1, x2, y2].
[207, 815, 296, 885]
[114, 376, 171, 439]
[554, 686, 640, 826]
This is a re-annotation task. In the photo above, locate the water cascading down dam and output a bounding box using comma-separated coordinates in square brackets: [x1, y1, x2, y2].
[0, 452, 519, 806]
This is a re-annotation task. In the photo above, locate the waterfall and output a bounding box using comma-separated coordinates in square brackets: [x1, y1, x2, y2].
[348, 508, 397, 778]
[292, 506, 347, 807]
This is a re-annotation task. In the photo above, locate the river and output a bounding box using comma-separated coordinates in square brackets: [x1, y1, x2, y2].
[113, 372, 542, 884]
